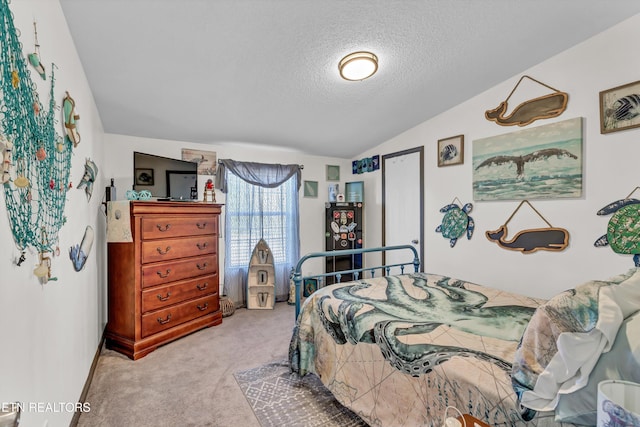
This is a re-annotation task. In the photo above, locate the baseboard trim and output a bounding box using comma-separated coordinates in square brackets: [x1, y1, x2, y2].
[69, 326, 106, 427]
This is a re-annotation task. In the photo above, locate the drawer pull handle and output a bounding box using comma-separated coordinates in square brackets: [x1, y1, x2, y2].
[156, 224, 171, 232]
[157, 292, 171, 301]
[197, 303, 209, 311]
[157, 314, 172, 325]
[156, 246, 171, 255]
[196, 282, 208, 291]
[196, 262, 208, 270]
[157, 269, 171, 278]
[196, 222, 207, 229]
[196, 242, 208, 250]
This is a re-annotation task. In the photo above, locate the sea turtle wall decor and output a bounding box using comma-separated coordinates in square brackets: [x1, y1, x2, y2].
[435, 200, 474, 247]
[594, 191, 640, 266]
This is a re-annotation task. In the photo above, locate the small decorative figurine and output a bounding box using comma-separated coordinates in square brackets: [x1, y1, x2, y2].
[63, 91, 80, 147]
[0, 135, 12, 184]
[28, 21, 46, 80]
[77, 158, 98, 201]
[203, 178, 216, 202]
[69, 226, 95, 271]
[34, 251, 53, 284]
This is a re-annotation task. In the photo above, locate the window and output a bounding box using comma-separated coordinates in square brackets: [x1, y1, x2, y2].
[226, 173, 296, 268]
[222, 168, 300, 305]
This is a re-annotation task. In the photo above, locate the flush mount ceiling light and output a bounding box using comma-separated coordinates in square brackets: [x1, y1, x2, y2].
[339, 51, 378, 81]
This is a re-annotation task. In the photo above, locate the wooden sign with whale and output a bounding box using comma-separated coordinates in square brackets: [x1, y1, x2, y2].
[485, 75, 568, 127]
[486, 225, 569, 253]
[486, 200, 569, 253]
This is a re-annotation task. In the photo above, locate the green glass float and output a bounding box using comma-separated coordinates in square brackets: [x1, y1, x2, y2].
[435, 202, 474, 247]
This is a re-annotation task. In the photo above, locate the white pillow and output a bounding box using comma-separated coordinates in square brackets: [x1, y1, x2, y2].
[555, 311, 640, 424]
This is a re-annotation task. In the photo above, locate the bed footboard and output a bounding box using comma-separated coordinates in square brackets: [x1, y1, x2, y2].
[292, 245, 420, 318]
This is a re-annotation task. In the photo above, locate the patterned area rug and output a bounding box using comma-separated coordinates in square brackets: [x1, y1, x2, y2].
[234, 359, 367, 427]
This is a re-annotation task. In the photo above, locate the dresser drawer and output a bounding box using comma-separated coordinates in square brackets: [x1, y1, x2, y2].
[142, 275, 218, 312]
[141, 294, 219, 337]
[142, 235, 217, 264]
[141, 215, 218, 240]
[141, 255, 217, 288]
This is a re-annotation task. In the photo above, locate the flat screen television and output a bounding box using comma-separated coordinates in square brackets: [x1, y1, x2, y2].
[133, 151, 199, 200]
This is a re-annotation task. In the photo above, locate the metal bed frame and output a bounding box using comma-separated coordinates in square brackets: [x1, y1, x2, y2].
[292, 244, 420, 318]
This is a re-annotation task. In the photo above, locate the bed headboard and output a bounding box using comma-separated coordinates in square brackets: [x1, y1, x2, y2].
[292, 245, 420, 318]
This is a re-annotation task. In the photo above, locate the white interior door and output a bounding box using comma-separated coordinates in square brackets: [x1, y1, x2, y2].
[383, 147, 424, 273]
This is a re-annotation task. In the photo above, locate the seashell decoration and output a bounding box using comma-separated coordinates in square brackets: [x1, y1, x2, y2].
[14, 175, 29, 187]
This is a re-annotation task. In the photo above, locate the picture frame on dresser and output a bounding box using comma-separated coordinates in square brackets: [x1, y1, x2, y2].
[135, 168, 154, 186]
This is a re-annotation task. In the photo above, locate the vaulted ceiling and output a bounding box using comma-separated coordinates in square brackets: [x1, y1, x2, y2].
[59, 1, 640, 158]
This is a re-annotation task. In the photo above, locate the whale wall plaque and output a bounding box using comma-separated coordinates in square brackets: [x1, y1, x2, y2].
[486, 225, 569, 253]
[485, 75, 568, 127]
[473, 117, 582, 201]
[485, 200, 569, 253]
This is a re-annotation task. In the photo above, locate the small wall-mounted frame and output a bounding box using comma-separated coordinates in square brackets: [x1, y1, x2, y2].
[352, 155, 380, 174]
[345, 181, 364, 202]
[599, 79, 640, 134]
[326, 165, 340, 181]
[437, 135, 464, 167]
[135, 168, 154, 186]
[303, 180, 318, 198]
[181, 148, 217, 175]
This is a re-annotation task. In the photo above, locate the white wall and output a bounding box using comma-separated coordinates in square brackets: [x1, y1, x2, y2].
[358, 14, 640, 299]
[1, 3, 637, 425]
[102, 134, 352, 287]
[0, 1, 105, 426]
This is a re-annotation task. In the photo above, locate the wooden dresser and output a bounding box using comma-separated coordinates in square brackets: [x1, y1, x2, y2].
[106, 201, 223, 360]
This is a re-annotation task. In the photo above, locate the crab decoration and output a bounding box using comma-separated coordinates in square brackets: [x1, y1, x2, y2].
[436, 202, 474, 247]
[594, 198, 640, 266]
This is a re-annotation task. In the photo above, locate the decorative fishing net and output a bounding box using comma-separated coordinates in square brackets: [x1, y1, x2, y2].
[1, 0, 72, 258]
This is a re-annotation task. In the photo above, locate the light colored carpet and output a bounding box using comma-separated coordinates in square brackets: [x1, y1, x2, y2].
[78, 302, 296, 427]
[234, 359, 367, 427]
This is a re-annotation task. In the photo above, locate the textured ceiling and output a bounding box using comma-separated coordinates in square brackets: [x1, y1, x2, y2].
[59, 1, 640, 158]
